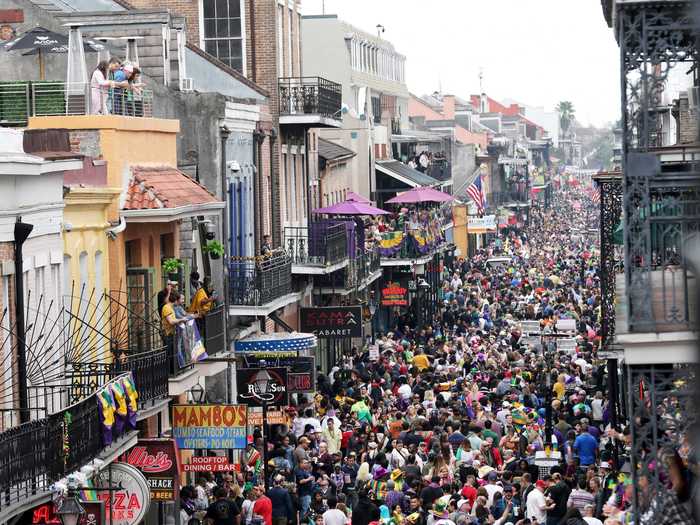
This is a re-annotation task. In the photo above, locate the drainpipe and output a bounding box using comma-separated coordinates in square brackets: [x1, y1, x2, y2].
[14, 219, 33, 424]
[253, 129, 264, 254]
[220, 126, 231, 350]
[269, 128, 279, 246]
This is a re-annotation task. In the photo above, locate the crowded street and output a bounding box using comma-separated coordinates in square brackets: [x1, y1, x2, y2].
[0, 1, 695, 525]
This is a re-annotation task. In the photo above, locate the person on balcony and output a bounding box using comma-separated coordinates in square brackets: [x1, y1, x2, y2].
[261, 234, 273, 257]
[161, 290, 188, 345]
[190, 276, 217, 333]
[90, 61, 112, 115]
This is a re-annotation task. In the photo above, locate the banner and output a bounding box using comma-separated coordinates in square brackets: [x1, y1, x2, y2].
[300, 306, 363, 338]
[172, 405, 247, 449]
[236, 367, 289, 407]
[381, 282, 408, 306]
[467, 215, 497, 233]
[121, 439, 180, 501]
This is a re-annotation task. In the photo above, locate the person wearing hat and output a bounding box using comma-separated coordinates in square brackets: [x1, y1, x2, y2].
[427, 496, 454, 525]
[526, 480, 554, 524]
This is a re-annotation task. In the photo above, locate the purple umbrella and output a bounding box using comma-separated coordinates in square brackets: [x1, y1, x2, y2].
[346, 191, 371, 204]
[386, 186, 454, 204]
[313, 200, 390, 216]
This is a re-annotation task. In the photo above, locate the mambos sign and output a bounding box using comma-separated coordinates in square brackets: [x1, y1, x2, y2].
[172, 405, 247, 449]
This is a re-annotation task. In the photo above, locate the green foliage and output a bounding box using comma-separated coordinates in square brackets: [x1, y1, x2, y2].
[203, 240, 225, 257]
[556, 101, 576, 137]
[162, 257, 184, 274]
[0, 80, 67, 125]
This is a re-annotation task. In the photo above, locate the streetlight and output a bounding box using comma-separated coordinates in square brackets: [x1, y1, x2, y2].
[189, 383, 206, 404]
[417, 278, 431, 328]
[55, 480, 85, 525]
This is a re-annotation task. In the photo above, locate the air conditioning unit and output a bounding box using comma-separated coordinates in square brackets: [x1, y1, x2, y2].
[180, 77, 194, 92]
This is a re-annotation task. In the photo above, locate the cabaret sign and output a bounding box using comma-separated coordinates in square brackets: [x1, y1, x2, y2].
[300, 306, 363, 338]
[172, 405, 247, 450]
[381, 283, 408, 306]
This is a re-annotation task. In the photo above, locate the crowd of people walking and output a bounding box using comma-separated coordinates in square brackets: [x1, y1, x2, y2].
[182, 186, 694, 525]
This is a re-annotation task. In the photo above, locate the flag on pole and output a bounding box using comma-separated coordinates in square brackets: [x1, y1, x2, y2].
[466, 174, 486, 212]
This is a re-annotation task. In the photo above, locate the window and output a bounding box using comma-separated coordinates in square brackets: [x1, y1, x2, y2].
[79, 251, 88, 292]
[203, 0, 244, 73]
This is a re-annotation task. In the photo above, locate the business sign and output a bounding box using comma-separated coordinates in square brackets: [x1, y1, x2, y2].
[236, 367, 288, 407]
[556, 319, 577, 333]
[183, 456, 239, 472]
[467, 215, 497, 233]
[121, 439, 180, 501]
[300, 306, 363, 338]
[267, 409, 289, 425]
[172, 405, 248, 450]
[381, 283, 408, 306]
[95, 463, 150, 525]
[22, 501, 105, 525]
[241, 355, 315, 394]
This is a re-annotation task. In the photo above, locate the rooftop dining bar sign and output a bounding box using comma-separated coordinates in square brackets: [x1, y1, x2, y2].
[172, 405, 248, 450]
[381, 282, 408, 306]
[300, 306, 363, 338]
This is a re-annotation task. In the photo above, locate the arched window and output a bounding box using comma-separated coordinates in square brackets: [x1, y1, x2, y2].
[63, 254, 72, 296]
[95, 251, 103, 293]
[79, 251, 88, 292]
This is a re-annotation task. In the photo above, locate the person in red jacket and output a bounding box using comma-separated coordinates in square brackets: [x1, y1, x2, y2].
[252, 485, 272, 525]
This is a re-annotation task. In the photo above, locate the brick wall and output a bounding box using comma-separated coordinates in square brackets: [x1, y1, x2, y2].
[678, 94, 698, 145]
[69, 130, 101, 158]
[130, 0, 201, 45]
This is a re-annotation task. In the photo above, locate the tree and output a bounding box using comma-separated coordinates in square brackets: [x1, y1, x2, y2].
[556, 101, 576, 139]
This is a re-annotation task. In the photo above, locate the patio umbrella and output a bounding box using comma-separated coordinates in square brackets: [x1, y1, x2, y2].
[313, 200, 390, 216]
[4, 26, 101, 80]
[346, 191, 371, 204]
[386, 186, 454, 204]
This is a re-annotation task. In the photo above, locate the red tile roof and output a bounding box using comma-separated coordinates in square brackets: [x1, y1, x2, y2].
[124, 166, 220, 210]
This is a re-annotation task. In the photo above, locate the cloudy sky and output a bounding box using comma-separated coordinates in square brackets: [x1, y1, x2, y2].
[303, 0, 620, 127]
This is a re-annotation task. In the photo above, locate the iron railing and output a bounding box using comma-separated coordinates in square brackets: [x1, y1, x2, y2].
[0, 81, 153, 125]
[0, 374, 130, 516]
[228, 252, 293, 306]
[66, 349, 169, 407]
[278, 77, 342, 119]
[488, 188, 530, 205]
[285, 223, 349, 267]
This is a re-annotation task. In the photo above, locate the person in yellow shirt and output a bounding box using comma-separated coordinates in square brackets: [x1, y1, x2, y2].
[412, 348, 430, 371]
[189, 276, 216, 316]
[553, 373, 567, 400]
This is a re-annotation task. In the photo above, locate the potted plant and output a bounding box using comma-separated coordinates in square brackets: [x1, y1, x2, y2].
[203, 240, 225, 260]
[162, 257, 183, 281]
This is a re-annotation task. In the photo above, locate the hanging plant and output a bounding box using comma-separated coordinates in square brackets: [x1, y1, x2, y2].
[203, 240, 225, 260]
[162, 257, 183, 281]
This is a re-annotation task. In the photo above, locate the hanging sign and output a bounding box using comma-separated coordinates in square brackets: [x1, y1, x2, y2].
[381, 283, 408, 306]
[95, 463, 151, 525]
[467, 215, 497, 233]
[241, 355, 315, 393]
[368, 344, 379, 361]
[236, 367, 289, 407]
[120, 439, 180, 501]
[172, 405, 248, 449]
[300, 306, 363, 338]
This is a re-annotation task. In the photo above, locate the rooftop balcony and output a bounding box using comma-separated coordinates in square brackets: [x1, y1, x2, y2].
[227, 252, 296, 317]
[279, 77, 342, 128]
[285, 222, 350, 274]
[378, 224, 448, 267]
[0, 81, 154, 125]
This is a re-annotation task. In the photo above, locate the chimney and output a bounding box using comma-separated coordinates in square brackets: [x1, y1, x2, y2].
[443, 95, 455, 119]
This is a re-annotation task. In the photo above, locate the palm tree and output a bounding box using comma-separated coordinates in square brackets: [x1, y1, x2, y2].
[556, 101, 575, 139]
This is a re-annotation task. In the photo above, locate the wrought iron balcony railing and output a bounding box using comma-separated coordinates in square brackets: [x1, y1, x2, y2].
[278, 77, 342, 119]
[285, 223, 349, 268]
[228, 252, 293, 306]
[0, 81, 153, 125]
[0, 374, 131, 516]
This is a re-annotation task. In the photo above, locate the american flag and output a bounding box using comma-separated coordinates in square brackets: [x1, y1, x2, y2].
[466, 174, 486, 212]
[591, 184, 601, 204]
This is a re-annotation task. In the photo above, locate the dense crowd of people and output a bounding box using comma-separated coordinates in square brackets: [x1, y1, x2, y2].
[181, 186, 695, 525]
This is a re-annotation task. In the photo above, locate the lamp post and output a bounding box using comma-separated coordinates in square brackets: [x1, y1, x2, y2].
[55, 480, 85, 525]
[417, 278, 430, 329]
[368, 300, 377, 343]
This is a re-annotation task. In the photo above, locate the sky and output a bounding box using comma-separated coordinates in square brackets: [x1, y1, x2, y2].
[302, 0, 621, 128]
